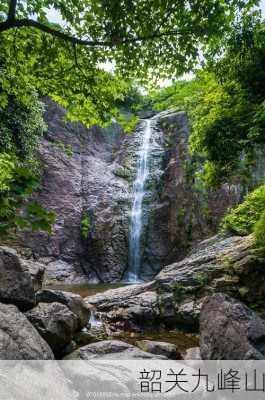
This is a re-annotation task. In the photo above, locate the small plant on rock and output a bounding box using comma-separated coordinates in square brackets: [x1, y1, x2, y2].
[81, 212, 91, 239]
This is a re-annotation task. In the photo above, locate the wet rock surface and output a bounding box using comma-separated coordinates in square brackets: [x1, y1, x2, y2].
[200, 293, 265, 360]
[0, 303, 54, 359]
[0, 246, 35, 310]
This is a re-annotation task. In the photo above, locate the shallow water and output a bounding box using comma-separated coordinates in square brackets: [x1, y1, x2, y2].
[117, 331, 199, 352]
[45, 282, 127, 298]
[46, 282, 199, 352]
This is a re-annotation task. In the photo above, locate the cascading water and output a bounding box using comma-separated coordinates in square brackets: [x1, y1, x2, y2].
[127, 119, 153, 283]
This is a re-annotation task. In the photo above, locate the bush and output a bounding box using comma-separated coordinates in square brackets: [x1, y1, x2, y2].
[254, 211, 265, 248]
[222, 183, 265, 235]
[81, 212, 91, 239]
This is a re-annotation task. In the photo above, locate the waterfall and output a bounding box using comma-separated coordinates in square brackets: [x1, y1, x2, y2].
[127, 119, 153, 283]
[89, 310, 102, 327]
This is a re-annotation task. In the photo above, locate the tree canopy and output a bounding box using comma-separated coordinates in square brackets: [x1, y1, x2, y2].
[0, 0, 259, 126]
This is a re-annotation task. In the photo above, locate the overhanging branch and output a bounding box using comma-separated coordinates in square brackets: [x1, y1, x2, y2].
[0, 18, 183, 47]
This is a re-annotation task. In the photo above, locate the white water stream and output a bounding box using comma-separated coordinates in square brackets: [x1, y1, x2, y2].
[127, 119, 153, 283]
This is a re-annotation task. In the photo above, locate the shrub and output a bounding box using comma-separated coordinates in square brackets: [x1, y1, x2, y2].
[0, 153, 16, 192]
[254, 211, 265, 248]
[222, 183, 265, 235]
[81, 212, 91, 239]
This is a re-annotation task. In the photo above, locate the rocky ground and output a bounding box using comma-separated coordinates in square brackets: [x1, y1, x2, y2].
[1, 231, 265, 360]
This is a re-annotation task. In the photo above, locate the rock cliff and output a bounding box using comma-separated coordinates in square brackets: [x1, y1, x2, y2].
[7, 101, 263, 283]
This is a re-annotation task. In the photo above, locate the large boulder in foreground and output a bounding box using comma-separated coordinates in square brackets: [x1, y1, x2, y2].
[26, 302, 79, 355]
[75, 340, 167, 360]
[36, 289, 90, 329]
[0, 303, 54, 359]
[200, 293, 265, 360]
[0, 246, 35, 310]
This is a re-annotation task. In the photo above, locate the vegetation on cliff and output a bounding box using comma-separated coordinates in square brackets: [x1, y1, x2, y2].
[222, 183, 265, 236]
[0, 95, 55, 235]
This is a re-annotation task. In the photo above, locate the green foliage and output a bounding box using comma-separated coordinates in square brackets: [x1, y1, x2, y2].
[222, 256, 235, 275]
[148, 78, 205, 114]
[0, 93, 46, 159]
[222, 184, 265, 235]
[0, 154, 56, 235]
[0, 152, 15, 191]
[81, 212, 91, 239]
[254, 211, 265, 248]
[190, 17, 265, 186]
[0, 0, 258, 126]
[144, 16, 265, 188]
[195, 272, 209, 286]
[176, 207, 185, 226]
[118, 113, 139, 134]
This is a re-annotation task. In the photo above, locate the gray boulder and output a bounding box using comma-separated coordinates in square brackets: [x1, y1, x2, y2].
[26, 302, 79, 355]
[0, 302, 54, 359]
[136, 340, 182, 359]
[36, 289, 90, 328]
[200, 293, 265, 359]
[0, 246, 35, 310]
[74, 340, 167, 360]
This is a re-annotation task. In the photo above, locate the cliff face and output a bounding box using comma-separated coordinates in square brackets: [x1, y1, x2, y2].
[147, 111, 241, 266]
[11, 102, 264, 283]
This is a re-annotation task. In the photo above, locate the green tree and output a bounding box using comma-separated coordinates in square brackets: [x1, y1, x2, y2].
[0, 93, 55, 236]
[0, 0, 258, 126]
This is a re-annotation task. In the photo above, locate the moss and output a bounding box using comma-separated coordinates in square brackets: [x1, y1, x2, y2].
[254, 210, 265, 248]
[50, 140, 73, 157]
[238, 287, 249, 297]
[176, 207, 186, 225]
[173, 283, 188, 302]
[222, 255, 235, 275]
[195, 272, 209, 286]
